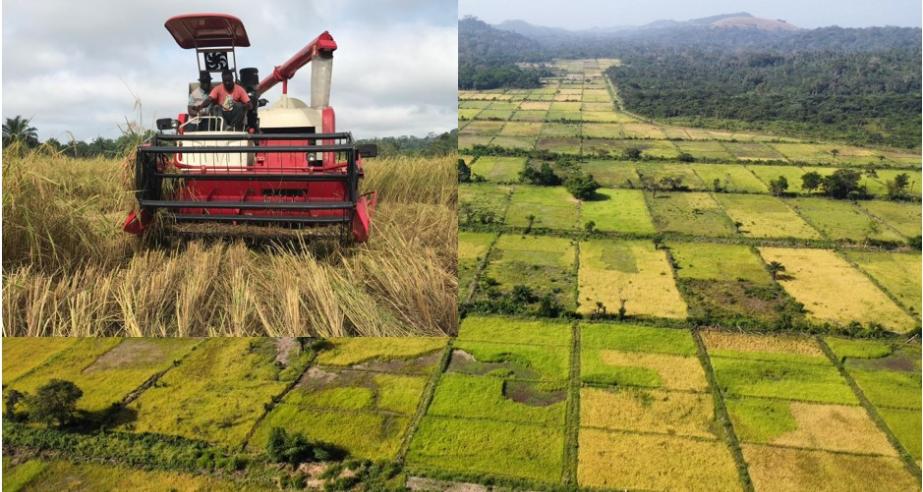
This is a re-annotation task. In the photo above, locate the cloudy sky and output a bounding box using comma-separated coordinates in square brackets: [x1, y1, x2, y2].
[460, 0, 922, 29]
[2, 0, 457, 141]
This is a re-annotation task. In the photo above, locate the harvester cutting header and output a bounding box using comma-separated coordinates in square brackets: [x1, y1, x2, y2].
[123, 13, 378, 242]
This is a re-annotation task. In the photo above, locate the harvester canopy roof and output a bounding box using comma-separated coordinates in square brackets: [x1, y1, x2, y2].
[165, 13, 250, 49]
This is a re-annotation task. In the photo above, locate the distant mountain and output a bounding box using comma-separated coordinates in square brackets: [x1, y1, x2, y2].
[459, 17, 544, 64]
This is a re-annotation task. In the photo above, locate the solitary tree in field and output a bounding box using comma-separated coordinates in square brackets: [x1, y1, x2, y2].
[2, 116, 39, 148]
[830, 148, 840, 159]
[28, 379, 83, 427]
[801, 172, 822, 194]
[767, 261, 786, 281]
[769, 176, 789, 196]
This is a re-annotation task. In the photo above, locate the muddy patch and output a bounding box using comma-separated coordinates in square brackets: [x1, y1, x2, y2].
[849, 347, 920, 373]
[297, 367, 375, 393]
[352, 351, 442, 374]
[275, 337, 300, 367]
[447, 349, 539, 380]
[503, 380, 566, 406]
[84, 339, 165, 373]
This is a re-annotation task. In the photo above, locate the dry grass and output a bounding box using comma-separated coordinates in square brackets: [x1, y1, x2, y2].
[2, 147, 457, 336]
[597, 350, 709, 391]
[771, 402, 897, 456]
[701, 331, 825, 358]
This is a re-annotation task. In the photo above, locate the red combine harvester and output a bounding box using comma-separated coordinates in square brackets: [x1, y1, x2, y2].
[123, 13, 377, 242]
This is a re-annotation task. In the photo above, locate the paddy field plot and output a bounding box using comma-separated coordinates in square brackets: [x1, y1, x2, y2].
[857, 200, 922, 239]
[498, 122, 543, 138]
[742, 444, 918, 492]
[578, 239, 687, 319]
[702, 331, 825, 363]
[576, 160, 639, 188]
[691, 164, 767, 192]
[577, 430, 740, 491]
[6, 338, 200, 413]
[646, 192, 738, 237]
[789, 197, 904, 243]
[714, 193, 822, 239]
[251, 339, 445, 460]
[474, 109, 513, 121]
[710, 355, 856, 404]
[458, 134, 493, 150]
[580, 323, 704, 389]
[468, 156, 526, 183]
[2, 338, 80, 383]
[427, 373, 566, 426]
[509, 110, 548, 122]
[456, 315, 572, 347]
[582, 138, 679, 159]
[458, 108, 482, 120]
[579, 188, 656, 234]
[675, 141, 735, 160]
[843, 250, 921, 314]
[459, 120, 505, 135]
[758, 247, 916, 332]
[489, 136, 536, 150]
[581, 111, 637, 123]
[539, 123, 580, 138]
[406, 416, 564, 485]
[124, 338, 312, 446]
[635, 163, 707, 190]
[726, 398, 895, 455]
[313, 337, 446, 368]
[581, 387, 716, 438]
[505, 185, 579, 231]
[458, 183, 509, 226]
[458, 231, 495, 294]
[536, 136, 582, 154]
[747, 165, 813, 193]
[477, 234, 577, 311]
[668, 242, 772, 284]
[5, 460, 264, 492]
[723, 142, 787, 161]
[874, 169, 922, 196]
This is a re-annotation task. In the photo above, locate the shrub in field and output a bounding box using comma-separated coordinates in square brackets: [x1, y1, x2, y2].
[564, 172, 601, 200]
[28, 379, 83, 427]
[266, 427, 345, 465]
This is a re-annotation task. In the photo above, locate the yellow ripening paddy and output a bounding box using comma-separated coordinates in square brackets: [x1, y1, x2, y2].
[758, 248, 916, 333]
[578, 239, 687, 319]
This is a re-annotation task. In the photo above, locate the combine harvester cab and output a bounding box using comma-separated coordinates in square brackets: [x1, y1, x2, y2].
[123, 13, 377, 242]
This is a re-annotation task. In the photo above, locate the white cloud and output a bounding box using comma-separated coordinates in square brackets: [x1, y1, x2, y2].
[2, 0, 457, 140]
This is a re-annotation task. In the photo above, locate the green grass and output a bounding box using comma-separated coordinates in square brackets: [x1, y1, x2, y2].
[406, 416, 564, 485]
[714, 193, 822, 240]
[668, 242, 772, 284]
[7, 338, 199, 412]
[2, 338, 80, 384]
[843, 250, 921, 314]
[580, 188, 656, 234]
[577, 160, 640, 188]
[580, 322, 697, 356]
[457, 315, 572, 347]
[646, 192, 738, 237]
[710, 356, 858, 404]
[850, 369, 921, 410]
[125, 338, 312, 446]
[3, 460, 47, 492]
[691, 164, 767, 192]
[789, 197, 904, 242]
[478, 234, 577, 310]
[824, 337, 894, 360]
[506, 185, 579, 231]
[857, 200, 922, 239]
[471, 155, 526, 183]
[316, 338, 446, 367]
[674, 141, 734, 160]
[724, 142, 786, 160]
[427, 373, 566, 426]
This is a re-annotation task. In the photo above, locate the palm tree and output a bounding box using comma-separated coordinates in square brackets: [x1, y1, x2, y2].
[3, 116, 39, 147]
[767, 261, 786, 281]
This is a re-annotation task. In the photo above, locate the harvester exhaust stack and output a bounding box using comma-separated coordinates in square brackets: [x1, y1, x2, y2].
[311, 52, 333, 107]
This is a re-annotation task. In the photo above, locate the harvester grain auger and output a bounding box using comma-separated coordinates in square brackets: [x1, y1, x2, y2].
[123, 13, 378, 242]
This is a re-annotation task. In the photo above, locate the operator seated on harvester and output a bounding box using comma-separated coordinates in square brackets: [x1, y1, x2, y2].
[187, 70, 216, 130]
[191, 69, 250, 130]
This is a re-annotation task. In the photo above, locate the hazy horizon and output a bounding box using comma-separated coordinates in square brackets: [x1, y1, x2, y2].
[459, 0, 922, 30]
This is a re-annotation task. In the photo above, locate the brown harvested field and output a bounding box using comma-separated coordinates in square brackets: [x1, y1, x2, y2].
[701, 331, 825, 358]
[742, 444, 917, 492]
[578, 429, 740, 491]
[581, 387, 717, 438]
[597, 350, 708, 391]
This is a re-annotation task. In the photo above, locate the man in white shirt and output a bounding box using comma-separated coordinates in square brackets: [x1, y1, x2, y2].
[187, 71, 215, 130]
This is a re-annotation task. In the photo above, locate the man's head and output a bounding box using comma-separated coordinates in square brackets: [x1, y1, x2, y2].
[221, 70, 235, 91]
[198, 70, 212, 91]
